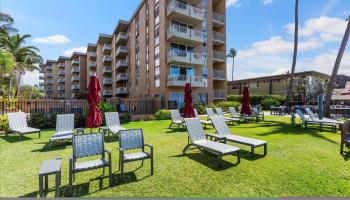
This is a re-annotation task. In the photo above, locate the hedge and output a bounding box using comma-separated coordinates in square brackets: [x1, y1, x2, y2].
[227, 95, 286, 110]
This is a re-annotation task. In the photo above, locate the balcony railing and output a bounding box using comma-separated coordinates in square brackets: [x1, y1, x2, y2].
[116, 46, 128, 57]
[213, 70, 227, 80]
[167, 0, 204, 22]
[116, 59, 128, 70]
[167, 49, 205, 65]
[167, 24, 205, 44]
[39, 76, 44, 80]
[213, 12, 225, 25]
[116, 32, 128, 44]
[46, 88, 53, 93]
[116, 73, 129, 82]
[47, 73, 53, 78]
[58, 63, 65, 68]
[103, 78, 113, 85]
[58, 78, 65, 84]
[58, 70, 65, 76]
[71, 85, 80, 90]
[103, 67, 113, 74]
[103, 43, 112, 53]
[103, 55, 112, 63]
[46, 80, 53, 85]
[71, 67, 80, 73]
[58, 86, 65, 91]
[213, 31, 225, 43]
[167, 75, 207, 88]
[90, 62, 97, 68]
[213, 89, 227, 99]
[71, 59, 80, 66]
[213, 50, 226, 62]
[47, 66, 53, 71]
[71, 76, 80, 82]
[115, 87, 128, 95]
[103, 90, 113, 97]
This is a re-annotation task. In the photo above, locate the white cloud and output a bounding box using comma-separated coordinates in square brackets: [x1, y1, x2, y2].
[309, 51, 350, 75]
[226, 0, 242, 8]
[21, 70, 40, 86]
[33, 35, 71, 44]
[63, 46, 87, 57]
[285, 17, 347, 42]
[262, 0, 273, 5]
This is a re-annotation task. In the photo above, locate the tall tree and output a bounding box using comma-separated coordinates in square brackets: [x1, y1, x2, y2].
[324, 16, 350, 117]
[227, 48, 238, 81]
[0, 12, 17, 33]
[0, 49, 14, 73]
[0, 33, 42, 96]
[285, 0, 299, 106]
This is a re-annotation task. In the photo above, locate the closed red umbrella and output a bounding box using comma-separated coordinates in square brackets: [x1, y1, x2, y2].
[240, 85, 252, 115]
[86, 76, 103, 128]
[183, 83, 195, 118]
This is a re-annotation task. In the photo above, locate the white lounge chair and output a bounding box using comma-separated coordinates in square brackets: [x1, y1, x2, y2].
[305, 107, 339, 124]
[210, 116, 267, 158]
[295, 109, 337, 132]
[105, 112, 127, 136]
[49, 114, 74, 149]
[252, 106, 264, 121]
[7, 112, 40, 141]
[229, 107, 254, 122]
[183, 118, 240, 167]
[194, 109, 213, 128]
[169, 110, 185, 129]
[215, 107, 240, 124]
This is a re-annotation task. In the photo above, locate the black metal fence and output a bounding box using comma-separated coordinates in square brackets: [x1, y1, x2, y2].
[0, 99, 162, 116]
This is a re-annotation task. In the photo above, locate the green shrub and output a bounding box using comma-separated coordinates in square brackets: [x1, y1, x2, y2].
[28, 113, 47, 129]
[194, 103, 206, 115]
[261, 96, 286, 110]
[154, 109, 171, 120]
[0, 115, 9, 133]
[119, 113, 131, 123]
[210, 101, 241, 112]
[74, 113, 86, 128]
[227, 95, 286, 110]
[99, 102, 116, 126]
[45, 113, 58, 129]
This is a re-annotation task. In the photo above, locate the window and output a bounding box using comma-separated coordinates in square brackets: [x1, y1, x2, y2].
[203, 67, 208, 78]
[170, 92, 185, 109]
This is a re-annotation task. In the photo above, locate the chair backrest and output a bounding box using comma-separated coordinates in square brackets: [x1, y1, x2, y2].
[105, 112, 121, 128]
[73, 133, 104, 159]
[119, 129, 144, 150]
[184, 118, 206, 142]
[342, 120, 350, 134]
[210, 116, 230, 136]
[56, 114, 74, 132]
[7, 112, 28, 129]
[170, 110, 182, 121]
[295, 109, 307, 122]
[252, 107, 258, 114]
[305, 107, 317, 121]
[205, 108, 215, 117]
[229, 107, 239, 117]
[215, 108, 225, 117]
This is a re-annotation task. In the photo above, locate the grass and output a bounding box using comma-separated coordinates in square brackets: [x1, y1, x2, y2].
[0, 116, 349, 198]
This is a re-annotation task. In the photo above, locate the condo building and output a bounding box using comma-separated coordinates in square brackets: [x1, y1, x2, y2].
[40, 0, 227, 108]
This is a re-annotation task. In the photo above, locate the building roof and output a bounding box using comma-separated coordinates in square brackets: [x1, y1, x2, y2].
[97, 34, 113, 44]
[228, 71, 330, 84]
[58, 56, 70, 62]
[87, 43, 97, 51]
[332, 82, 350, 101]
[70, 52, 87, 59]
[112, 20, 129, 35]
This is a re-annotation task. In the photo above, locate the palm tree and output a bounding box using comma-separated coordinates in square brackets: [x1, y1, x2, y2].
[0, 33, 42, 96]
[0, 12, 17, 33]
[227, 48, 238, 81]
[324, 16, 350, 117]
[0, 49, 14, 73]
[285, 0, 299, 106]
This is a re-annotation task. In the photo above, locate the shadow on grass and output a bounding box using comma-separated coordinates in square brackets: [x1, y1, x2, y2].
[0, 134, 36, 143]
[31, 141, 72, 152]
[172, 149, 239, 171]
[104, 135, 119, 143]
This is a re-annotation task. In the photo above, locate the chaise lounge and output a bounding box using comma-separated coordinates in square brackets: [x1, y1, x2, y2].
[295, 109, 337, 132]
[7, 112, 41, 141]
[169, 110, 185, 129]
[49, 114, 74, 149]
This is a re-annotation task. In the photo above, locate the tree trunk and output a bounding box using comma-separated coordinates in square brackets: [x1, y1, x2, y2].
[285, 0, 299, 106]
[231, 57, 235, 81]
[324, 18, 350, 117]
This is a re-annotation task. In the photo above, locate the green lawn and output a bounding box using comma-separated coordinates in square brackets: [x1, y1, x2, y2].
[0, 116, 349, 198]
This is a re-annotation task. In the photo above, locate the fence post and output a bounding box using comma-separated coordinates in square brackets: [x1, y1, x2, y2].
[1, 101, 4, 115]
[34, 101, 37, 114]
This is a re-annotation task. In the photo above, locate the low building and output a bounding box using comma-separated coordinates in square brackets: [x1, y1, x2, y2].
[332, 81, 350, 104]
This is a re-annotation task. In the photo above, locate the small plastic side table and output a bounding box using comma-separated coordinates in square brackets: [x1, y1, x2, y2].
[38, 158, 62, 197]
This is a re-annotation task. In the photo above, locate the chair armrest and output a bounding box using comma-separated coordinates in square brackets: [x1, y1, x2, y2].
[205, 133, 226, 142]
[105, 149, 112, 162]
[116, 147, 124, 153]
[144, 144, 154, 155]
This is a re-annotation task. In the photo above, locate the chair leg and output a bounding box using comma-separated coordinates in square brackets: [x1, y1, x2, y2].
[68, 171, 72, 195]
[121, 160, 124, 176]
[340, 142, 344, 155]
[182, 144, 192, 155]
[103, 167, 105, 176]
[151, 156, 154, 175]
[237, 151, 241, 164]
[109, 163, 112, 187]
[169, 122, 173, 129]
[251, 146, 255, 159]
[39, 131, 41, 138]
[218, 155, 223, 168]
[264, 143, 267, 156]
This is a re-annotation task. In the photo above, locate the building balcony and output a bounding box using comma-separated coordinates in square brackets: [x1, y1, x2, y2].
[90, 62, 97, 69]
[47, 73, 53, 78]
[103, 55, 112, 64]
[213, 70, 227, 81]
[213, 31, 226, 45]
[213, 12, 225, 27]
[115, 87, 128, 95]
[88, 51, 97, 61]
[58, 63, 65, 68]
[39, 76, 44, 80]
[71, 76, 80, 82]
[71, 67, 80, 74]
[213, 89, 227, 100]
[39, 82, 44, 86]
[116, 32, 128, 46]
[102, 78, 113, 85]
[115, 59, 128, 71]
[167, 75, 207, 88]
[71, 85, 80, 90]
[115, 46, 128, 58]
[167, 0, 204, 24]
[71, 59, 80, 66]
[58, 70, 65, 76]
[167, 24, 205, 46]
[167, 49, 205, 66]
[46, 80, 53, 85]
[103, 43, 112, 54]
[103, 67, 112, 75]
[58, 95, 65, 99]
[103, 90, 113, 97]
[116, 73, 128, 82]
[58, 78, 65, 84]
[58, 86, 65, 92]
[46, 88, 53, 93]
[213, 51, 226, 63]
[46, 66, 53, 71]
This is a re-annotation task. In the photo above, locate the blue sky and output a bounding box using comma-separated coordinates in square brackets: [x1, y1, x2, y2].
[2, 0, 350, 85]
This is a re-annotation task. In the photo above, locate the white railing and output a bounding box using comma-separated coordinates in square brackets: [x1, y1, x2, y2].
[103, 43, 112, 51]
[167, 0, 204, 20]
[90, 62, 97, 67]
[103, 90, 113, 96]
[103, 78, 112, 85]
[71, 59, 80, 65]
[214, 89, 227, 99]
[58, 70, 65, 76]
[116, 73, 128, 81]
[71, 85, 80, 90]
[213, 70, 227, 80]
[46, 80, 53, 85]
[71, 67, 80, 73]
[213, 12, 225, 24]
[88, 51, 96, 57]
[58, 87, 65, 91]
[71, 76, 80, 82]
[58, 63, 65, 68]
[167, 75, 207, 87]
[116, 32, 128, 41]
[46, 66, 53, 70]
[213, 31, 225, 43]
[213, 50, 226, 61]
[58, 78, 65, 83]
[116, 87, 128, 94]
[103, 67, 112, 74]
[167, 49, 205, 65]
[116, 46, 128, 53]
[103, 55, 112, 62]
[47, 73, 53, 78]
